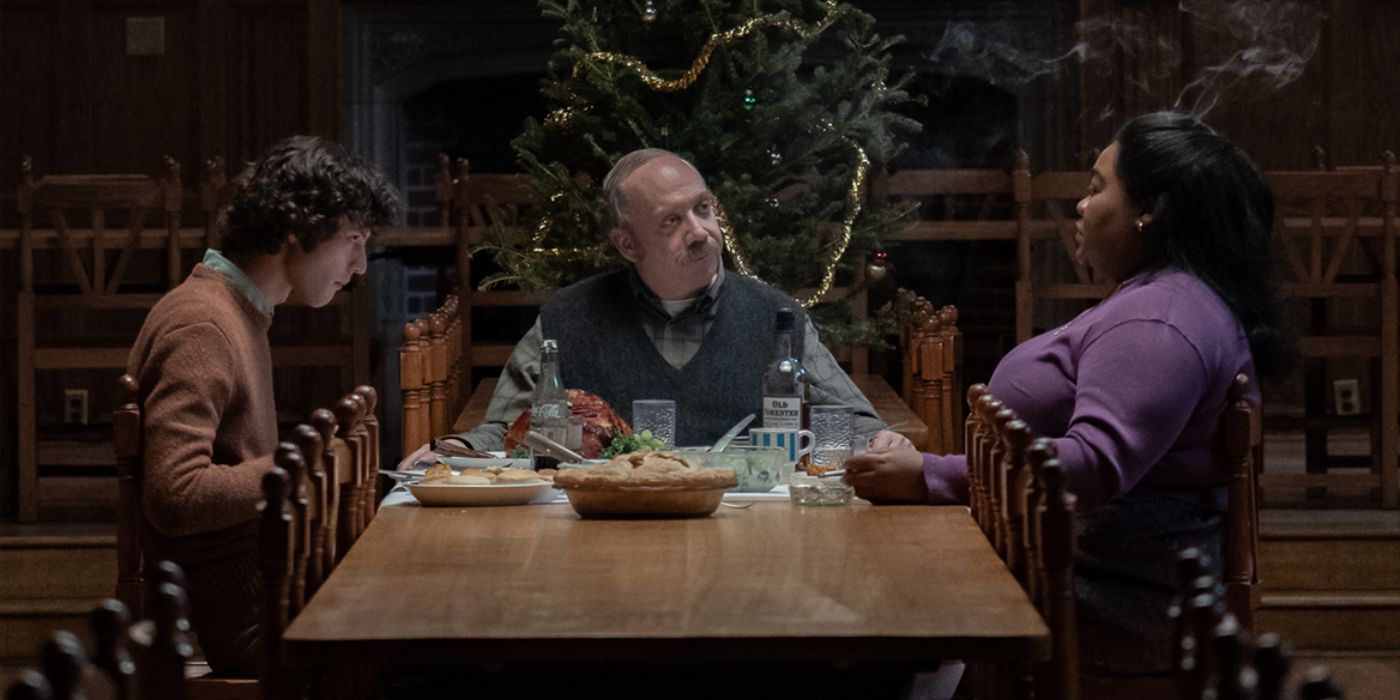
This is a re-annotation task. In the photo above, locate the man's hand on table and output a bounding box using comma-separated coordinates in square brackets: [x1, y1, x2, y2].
[844, 436, 928, 504]
[396, 436, 484, 471]
[396, 443, 433, 471]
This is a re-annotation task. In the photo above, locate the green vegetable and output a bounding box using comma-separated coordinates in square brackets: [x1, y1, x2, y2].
[601, 430, 666, 458]
[508, 447, 531, 459]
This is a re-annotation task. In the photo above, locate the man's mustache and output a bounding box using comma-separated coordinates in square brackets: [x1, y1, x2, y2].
[679, 236, 721, 262]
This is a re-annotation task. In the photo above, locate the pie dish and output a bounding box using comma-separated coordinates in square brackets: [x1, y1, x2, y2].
[553, 451, 737, 518]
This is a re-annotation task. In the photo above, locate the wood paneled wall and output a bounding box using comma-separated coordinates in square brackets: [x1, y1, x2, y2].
[0, 0, 315, 216]
[5, 1, 1397, 188]
[1078, 0, 1400, 169]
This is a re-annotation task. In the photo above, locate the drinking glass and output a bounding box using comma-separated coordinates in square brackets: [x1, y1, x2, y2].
[632, 399, 677, 449]
[809, 404, 855, 473]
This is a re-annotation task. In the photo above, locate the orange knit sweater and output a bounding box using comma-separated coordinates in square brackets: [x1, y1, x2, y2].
[127, 264, 278, 563]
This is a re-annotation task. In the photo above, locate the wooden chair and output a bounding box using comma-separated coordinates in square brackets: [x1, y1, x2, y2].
[259, 447, 306, 700]
[114, 374, 254, 698]
[1156, 550, 1351, 700]
[875, 153, 1093, 346]
[330, 386, 383, 555]
[16, 156, 189, 522]
[113, 372, 364, 696]
[874, 161, 1020, 245]
[352, 385, 382, 530]
[963, 384, 1079, 700]
[921, 306, 962, 454]
[1221, 374, 1263, 632]
[199, 156, 230, 250]
[399, 294, 467, 451]
[439, 159, 550, 383]
[113, 375, 147, 618]
[894, 291, 962, 454]
[2, 580, 223, 700]
[1263, 155, 1398, 507]
[1017, 168, 1108, 342]
[1078, 376, 1262, 699]
[2, 518, 323, 700]
[895, 290, 927, 410]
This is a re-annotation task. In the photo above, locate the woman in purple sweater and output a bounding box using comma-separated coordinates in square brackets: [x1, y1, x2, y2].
[848, 112, 1291, 675]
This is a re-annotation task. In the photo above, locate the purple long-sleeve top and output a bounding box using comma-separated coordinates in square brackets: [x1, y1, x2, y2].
[923, 268, 1259, 510]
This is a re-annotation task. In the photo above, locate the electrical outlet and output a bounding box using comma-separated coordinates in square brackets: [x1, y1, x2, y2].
[1333, 378, 1362, 416]
[63, 389, 90, 425]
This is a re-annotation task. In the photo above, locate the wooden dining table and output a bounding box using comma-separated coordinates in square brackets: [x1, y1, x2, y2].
[281, 500, 1047, 678]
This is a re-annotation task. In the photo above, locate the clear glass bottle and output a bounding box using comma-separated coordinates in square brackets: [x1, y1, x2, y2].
[762, 309, 807, 429]
[531, 339, 569, 469]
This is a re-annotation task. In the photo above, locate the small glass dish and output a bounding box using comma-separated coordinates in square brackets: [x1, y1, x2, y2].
[788, 474, 853, 506]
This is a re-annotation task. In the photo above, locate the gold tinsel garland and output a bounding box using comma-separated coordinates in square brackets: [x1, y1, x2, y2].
[569, 1, 846, 92]
[530, 0, 868, 308]
[719, 141, 868, 308]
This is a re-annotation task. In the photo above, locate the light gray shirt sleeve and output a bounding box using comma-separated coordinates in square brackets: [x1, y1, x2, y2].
[799, 318, 884, 435]
[455, 318, 543, 451]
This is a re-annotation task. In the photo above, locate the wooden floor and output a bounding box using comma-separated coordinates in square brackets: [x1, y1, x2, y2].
[1290, 653, 1400, 700]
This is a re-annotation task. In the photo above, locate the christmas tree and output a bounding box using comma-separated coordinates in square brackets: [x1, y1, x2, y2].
[483, 0, 920, 345]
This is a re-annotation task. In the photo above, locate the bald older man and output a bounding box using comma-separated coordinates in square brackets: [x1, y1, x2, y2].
[403, 148, 893, 461]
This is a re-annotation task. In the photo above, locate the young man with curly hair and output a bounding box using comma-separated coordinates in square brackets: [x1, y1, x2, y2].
[126, 135, 398, 676]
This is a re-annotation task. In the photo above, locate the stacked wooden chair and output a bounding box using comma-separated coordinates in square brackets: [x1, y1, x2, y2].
[15, 156, 191, 522]
[1017, 165, 1109, 343]
[399, 294, 466, 452]
[1263, 151, 1398, 507]
[435, 157, 548, 378]
[112, 376, 382, 697]
[896, 290, 962, 453]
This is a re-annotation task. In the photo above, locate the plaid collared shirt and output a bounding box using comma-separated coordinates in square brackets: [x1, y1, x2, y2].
[627, 265, 724, 369]
[456, 267, 880, 449]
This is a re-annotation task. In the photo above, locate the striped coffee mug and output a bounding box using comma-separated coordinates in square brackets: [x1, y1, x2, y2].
[748, 428, 815, 464]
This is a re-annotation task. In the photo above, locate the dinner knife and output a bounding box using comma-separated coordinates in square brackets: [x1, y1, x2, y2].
[710, 413, 757, 453]
[522, 429, 588, 464]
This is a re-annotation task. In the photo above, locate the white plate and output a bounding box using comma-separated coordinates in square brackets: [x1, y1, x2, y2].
[408, 480, 553, 507]
[438, 456, 532, 470]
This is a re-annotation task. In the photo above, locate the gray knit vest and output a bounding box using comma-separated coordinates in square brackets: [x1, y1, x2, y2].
[539, 269, 804, 447]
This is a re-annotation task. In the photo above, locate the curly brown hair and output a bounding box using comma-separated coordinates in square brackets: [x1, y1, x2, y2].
[219, 135, 399, 257]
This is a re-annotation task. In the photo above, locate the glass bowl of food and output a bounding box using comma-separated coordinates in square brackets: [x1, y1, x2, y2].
[787, 474, 854, 506]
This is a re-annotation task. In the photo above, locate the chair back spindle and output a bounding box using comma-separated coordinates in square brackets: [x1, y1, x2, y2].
[90, 599, 136, 700]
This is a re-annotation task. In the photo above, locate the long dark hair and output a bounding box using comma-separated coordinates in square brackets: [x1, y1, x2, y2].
[1114, 112, 1293, 377]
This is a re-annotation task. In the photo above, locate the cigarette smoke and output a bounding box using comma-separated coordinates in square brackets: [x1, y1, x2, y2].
[1173, 0, 1323, 117]
[922, 20, 1072, 87]
[918, 0, 1324, 121]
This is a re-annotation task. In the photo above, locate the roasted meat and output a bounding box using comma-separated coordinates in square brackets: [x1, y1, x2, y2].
[504, 389, 632, 458]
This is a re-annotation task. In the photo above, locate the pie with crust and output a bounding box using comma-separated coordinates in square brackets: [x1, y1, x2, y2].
[553, 450, 736, 491]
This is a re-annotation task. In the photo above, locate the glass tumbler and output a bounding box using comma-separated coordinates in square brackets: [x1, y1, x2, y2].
[808, 404, 855, 473]
[631, 399, 677, 450]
